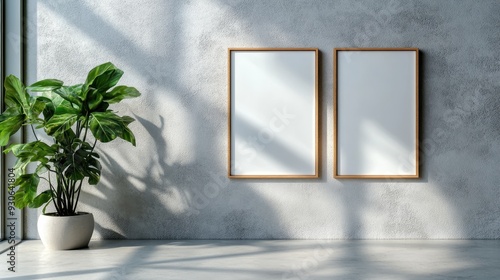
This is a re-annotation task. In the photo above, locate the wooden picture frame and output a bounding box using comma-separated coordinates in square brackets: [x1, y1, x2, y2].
[334, 48, 419, 179]
[228, 48, 319, 178]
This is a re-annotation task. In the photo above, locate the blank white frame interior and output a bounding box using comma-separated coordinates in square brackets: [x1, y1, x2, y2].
[228, 48, 319, 178]
[334, 48, 419, 179]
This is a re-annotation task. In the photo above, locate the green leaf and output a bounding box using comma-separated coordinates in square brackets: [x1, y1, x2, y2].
[89, 112, 137, 145]
[55, 129, 76, 148]
[43, 90, 71, 109]
[93, 101, 110, 113]
[82, 62, 123, 97]
[0, 114, 25, 146]
[5, 141, 57, 173]
[0, 106, 22, 122]
[36, 96, 56, 121]
[89, 111, 122, 143]
[26, 96, 46, 125]
[27, 79, 63, 92]
[53, 85, 83, 107]
[6, 141, 56, 157]
[13, 173, 40, 209]
[120, 116, 137, 145]
[4, 75, 29, 109]
[4, 76, 47, 127]
[91, 69, 123, 92]
[29, 190, 52, 208]
[87, 90, 104, 111]
[30, 97, 46, 117]
[103, 86, 141, 103]
[42, 197, 53, 214]
[45, 113, 78, 137]
[61, 142, 101, 185]
[35, 163, 50, 174]
[121, 115, 135, 125]
[54, 104, 80, 115]
[120, 126, 136, 146]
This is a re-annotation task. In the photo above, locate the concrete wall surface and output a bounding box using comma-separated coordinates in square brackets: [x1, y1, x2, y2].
[23, 0, 500, 239]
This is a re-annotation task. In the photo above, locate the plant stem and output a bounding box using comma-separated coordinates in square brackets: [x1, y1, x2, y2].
[73, 180, 84, 213]
[63, 177, 72, 213]
[68, 179, 75, 214]
[56, 175, 64, 214]
[76, 120, 81, 138]
[47, 171, 61, 214]
[30, 125, 39, 141]
[81, 112, 90, 143]
[59, 176, 69, 214]
[82, 124, 89, 143]
[90, 138, 97, 153]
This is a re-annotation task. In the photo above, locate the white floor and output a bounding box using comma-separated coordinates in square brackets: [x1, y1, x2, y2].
[1, 240, 500, 279]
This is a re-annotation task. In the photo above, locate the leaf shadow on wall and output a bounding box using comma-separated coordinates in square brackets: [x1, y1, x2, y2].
[38, 0, 321, 241]
[36, 0, 469, 240]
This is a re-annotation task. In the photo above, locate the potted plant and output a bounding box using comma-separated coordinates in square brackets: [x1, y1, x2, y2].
[0, 62, 140, 250]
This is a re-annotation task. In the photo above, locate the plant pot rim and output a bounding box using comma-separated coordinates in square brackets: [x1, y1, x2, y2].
[41, 212, 92, 217]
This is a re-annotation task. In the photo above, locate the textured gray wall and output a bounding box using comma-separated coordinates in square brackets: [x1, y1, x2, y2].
[24, 0, 500, 239]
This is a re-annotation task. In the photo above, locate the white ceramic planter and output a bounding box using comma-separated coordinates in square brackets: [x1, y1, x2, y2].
[38, 212, 94, 250]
